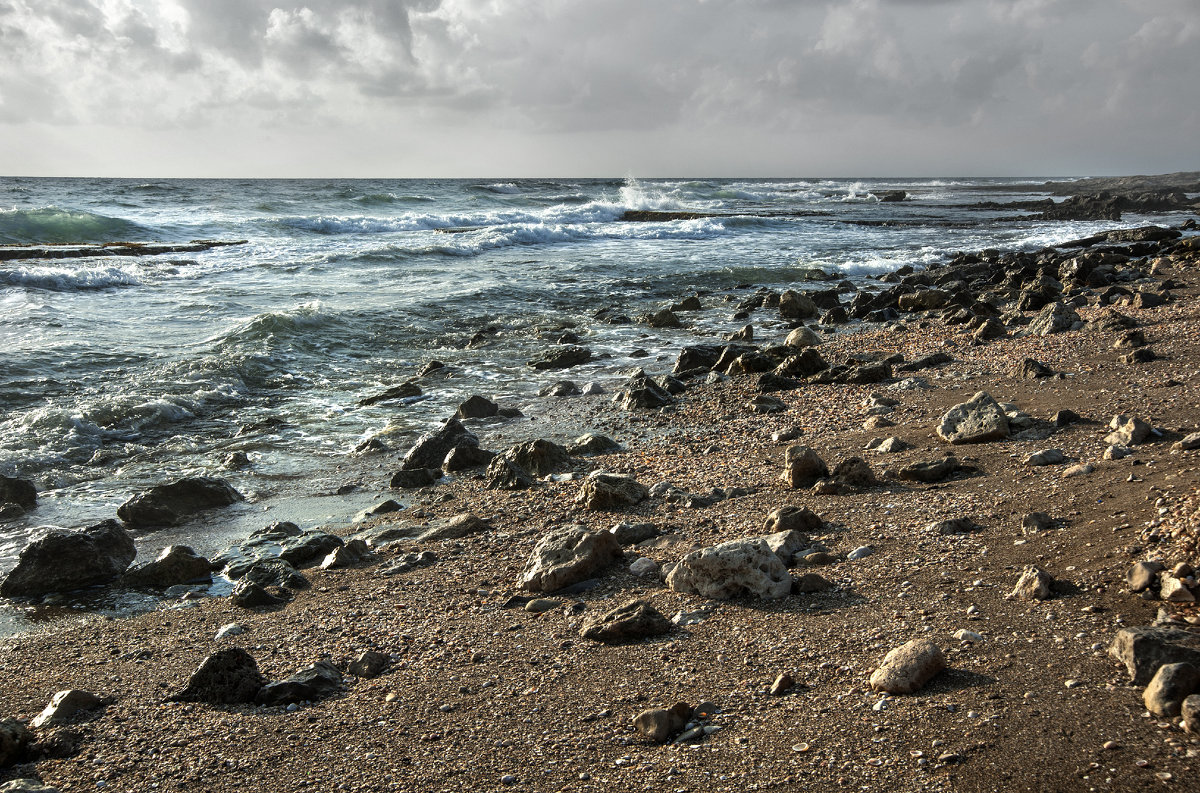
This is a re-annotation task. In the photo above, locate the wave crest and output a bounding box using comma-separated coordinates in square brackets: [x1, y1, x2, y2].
[0, 206, 152, 244]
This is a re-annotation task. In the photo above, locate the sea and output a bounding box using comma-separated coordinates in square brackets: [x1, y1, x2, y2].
[0, 175, 1180, 633]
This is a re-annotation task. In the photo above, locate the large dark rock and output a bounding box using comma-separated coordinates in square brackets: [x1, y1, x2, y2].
[241, 558, 309, 589]
[455, 395, 499, 419]
[358, 381, 422, 407]
[122, 545, 212, 588]
[117, 476, 243, 529]
[484, 457, 534, 490]
[401, 418, 478, 470]
[615, 376, 673, 410]
[527, 345, 592, 370]
[672, 344, 724, 375]
[503, 439, 573, 477]
[230, 579, 290, 608]
[256, 660, 343, 706]
[0, 476, 36, 510]
[170, 648, 265, 705]
[390, 468, 442, 489]
[581, 600, 673, 643]
[0, 718, 31, 767]
[0, 520, 136, 598]
[1109, 626, 1200, 686]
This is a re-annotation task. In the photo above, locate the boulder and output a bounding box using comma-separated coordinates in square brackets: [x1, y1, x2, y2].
[441, 444, 495, 472]
[401, 418, 478, 470]
[869, 640, 946, 694]
[1110, 626, 1200, 685]
[241, 558, 309, 589]
[230, 579, 290, 608]
[936, 392, 1010, 444]
[415, 513, 490, 543]
[1143, 663, 1200, 718]
[117, 476, 243, 529]
[580, 600, 673, 643]
[781, 446, 829, 488]
[567, 433, 621, 456]
[0, 476, 36, 510]
[0, 520, 136, 597]
[672, 344, 724, 374]
[256, 660, 343, 706]
[575, 472, 648, 510]
[122, 545, 212, 588]
[615, 376, 674, 410]
[1017, 358, 1055, 379]
[1009, 566, 1054, 600]
[830, 457, 876, 487]
[634, 708, 686, 744]
[319, 539, 371, 570]
[504, 439, 572, 476]
[779, 291, 819, 320]
[347, 651, 389, 679]
[762, 530, 810, 566]
[455, 395, 499, 419]
[390, 467, 442, 489]
[898, 289, 950, 312]
[1127, 561, 1164, 593]
[609, 522, 660, 545]
[484, 457, 533, 490]
[30, 690, 105, 729]
[1105, 416, 1152, 446]
[1025, 449, 1066, 466]
[527, 345, 592, 370]
[784, 326, 822, 348]
[1172, 432, 1200, 452]
[896, 456, 960, 483]
[0, 719, 30, 767]
[763, 505, 823, 534]
[775, 349, 829, 377]
[666, 538, 791, 600]
[645, 308, 682, 328]
[519, 526, 623, 592]
[170, 648, 265, 704]
[1027, 301, 1080, 336]
[539, 380, 581, 397]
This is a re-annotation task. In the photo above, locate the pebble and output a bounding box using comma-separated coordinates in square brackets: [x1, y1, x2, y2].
[953, 629, 983, 642]
[524, 598, 560, 613]
[847, 545, 874, 560]
[500, 775, 517, 785]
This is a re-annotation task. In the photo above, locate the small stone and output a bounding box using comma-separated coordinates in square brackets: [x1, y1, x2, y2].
[1182, 694, 1200, 733]
[634, 708, 683, 743]
[347, 651, 389, 679]
[953, 629, 983, 643]
[525, 598, 561, 613]
[770, 672, 795, 695]
[781, 445, 829, 488]
[629, 557, 659, 577]
[1172, 431, 1200, 452]
[869, 640, 947, 694]
[215, 623, 246, 640]
[1025, 449, 1066, 466]
[847, 545, 874, 560]
[792, 573, 834, 593]
[1160, 575, 1196, 603]
[1061, 463, 1094, 478]
[1021, 512, 1053, 534]
[500, 775, 517, 786]
[1009, 566, 1054, 600]
[580, 599, 672, 643]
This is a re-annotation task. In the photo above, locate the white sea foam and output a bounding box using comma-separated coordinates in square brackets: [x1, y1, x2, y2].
[0, 264, 142, 291]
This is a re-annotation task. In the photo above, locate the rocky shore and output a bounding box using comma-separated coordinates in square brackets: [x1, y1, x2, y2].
[2, 207, 1200, 791]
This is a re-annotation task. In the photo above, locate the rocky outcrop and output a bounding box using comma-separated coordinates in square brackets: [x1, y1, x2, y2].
[666, 538, 791, 600]
[0, 520, 136, 597]
[117, 476, 243, 529]
[519, 526, 623, 592]
[527, 346, 592, 370]
[1110, 626, 1200, 685]
[503, 439, 572, 477]
[0, 476, 36, 510]
[936, 392, 1010, 444]
[1027, 301, 1080, 336]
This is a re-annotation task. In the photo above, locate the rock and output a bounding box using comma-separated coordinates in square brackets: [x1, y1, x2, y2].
[847, 545, 874, 560]
[214, 623, 245, 640]
[117, 476, 243, 529]
[416, 513, 490, 543]
[0, 475, 36, 510]
[896, 456, 960, 483]
[1160, 575, 1196, 603]
[1128, 561, 1165, 593]
[1017, 358, 1055, 379]
[779, 290, 819, 320]
[484, 457, 533, 490]
[784, 326, 822, 348]
[1052, 409, 1081, 427]
[0, 520, 136, 598]
[1021, 512, 1053, 534]
[629, 557, 660, 577]
[320, 539, 371, 570]
[1113, 329, 1146, 349]
[581, 600, 672, 643]
[954, 629, 984, 643]
[770, 672, 795, 695]
[830, 457, 876, 487]
[575, 471, 648, 510]
[672, 344, 724, 374]
[567, 433, 621, 456]
[1180, 694, 1200, 734]
[401, 418, 478, 470]
[358, 381, 421, 406]
[931, 518, 979, 535]
[0, 780, 59, 793]
[936, 392, 1010, 444]
[539, 380, 581, 397]
[1173, 432, 1200, 452]
[898, 289, 949, 312]
[673, 295, 703, 311]
[793, 573, 834, 593]
[1105, 416, 1152, 446]
[256, 660, 343, 706]
[170, 648, 265, 704]
[1009, 566, 1054, 600]
[347, 650, 389, 679]
[609, 522, 660, 545]
[1143, 663, 1200, 717]
[781, 446, 829, 488]
[1027, 301, 1080, 336]
[775, 348, 829, 377]
[763, 505, 822, 534]
[762, 530, 811, 566]
[1109, 626, 1200, 685]
[1120, 348, 1157, 364]
[634, 708, 684, 743]
[757, 372, 802, 393]
[455, 395, 499, 419]
[1061, 463, 1094, 478]
[748, 394, 787, 414]
[666, 538, 791, 600]
[645, 308, 682, 328]
[0, 719, 30, 767]
[519, 526, 622, 593]
[972, 317, 1007, 342]
[727, 324, 753, 342]
[30, 690, 105, 729]
[524, 598, 559, 613]
[241, 558, 308, 589]
[870, 436, 909, 453]
[442, 444, 495, 472]
[581, 382, 605, 396]
[1025, 449, 1066, 466]
[503, 439, 572, 476]
[122, 545, 212, 588]
[615, 376, 674, 410]
[527, 345, 592, 370]
[869, 640, 947, 694]
[390, 467, 442, 489]
[230, 579, 289, 608]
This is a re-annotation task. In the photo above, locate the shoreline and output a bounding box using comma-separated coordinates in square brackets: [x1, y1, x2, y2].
[2, 211, 1200, 790]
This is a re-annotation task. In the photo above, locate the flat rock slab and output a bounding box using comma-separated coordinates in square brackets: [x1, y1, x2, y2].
[519, 526, 622, 593]
[1109, 626, 1200, 686]
[580, 600, 672, 643]
[666, 537, 791, 600]
[936, 392, 1010, 444]
[869, 639, 947, 694]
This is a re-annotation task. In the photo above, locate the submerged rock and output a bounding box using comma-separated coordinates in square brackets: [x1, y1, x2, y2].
[0, 520, 136, 598]
[0, 475, 36, 510]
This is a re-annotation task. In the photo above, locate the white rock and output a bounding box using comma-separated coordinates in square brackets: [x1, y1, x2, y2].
[666, 538, 791, 600]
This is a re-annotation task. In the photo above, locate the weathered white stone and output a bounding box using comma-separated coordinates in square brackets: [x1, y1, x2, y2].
[869, 640, 946, 694]
[936, 392, 1010, 444]
[666, 538, 791, 600]
[1009, 565, 1054, 600]
[30, 690, 104, 729]
[519, 525, 622, 592]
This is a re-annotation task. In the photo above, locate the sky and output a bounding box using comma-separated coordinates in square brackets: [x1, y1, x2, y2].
[0, 0, 1197, 178]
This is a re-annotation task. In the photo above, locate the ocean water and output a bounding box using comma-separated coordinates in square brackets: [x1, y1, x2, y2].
[0, 175, 1171, 626]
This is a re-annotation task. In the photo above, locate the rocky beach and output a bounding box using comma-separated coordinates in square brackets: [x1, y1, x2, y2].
[2, 179, 1200, 792]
